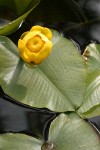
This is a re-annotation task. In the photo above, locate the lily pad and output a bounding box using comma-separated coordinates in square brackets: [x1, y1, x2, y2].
[0, 113, 100, 150]
[0, 133, 42, 150]
[78, 43, 100, 118]
[48, 113, 100, 150]
[0, 30, 86, 112]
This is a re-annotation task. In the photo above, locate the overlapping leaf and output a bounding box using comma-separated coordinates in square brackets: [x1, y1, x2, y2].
[0, 30, 86, 112]
[78, 43, 100, 118]
[48, 113, 100, 150]
[0, 133, 42, 150]
[0, 0, 40, 35]
[0, 113, 99, 150]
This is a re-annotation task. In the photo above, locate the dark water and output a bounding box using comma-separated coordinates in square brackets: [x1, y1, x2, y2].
[0, 87, 99, 140]
[88, 117, 100, 133]
[0, 87, 58, 140]
[0, 0, 100, 140]
[7, 0, 100, 54]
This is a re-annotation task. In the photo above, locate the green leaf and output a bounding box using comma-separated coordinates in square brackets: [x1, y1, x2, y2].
[82, 104, 100, 118]
[48, 113, 100, 150]
[0, 0, 40, 35]
[78, 43, 100, 118]
[0, 113, 100, 150]
[0, 30, 86, 112]
[0, 133, 42, 150]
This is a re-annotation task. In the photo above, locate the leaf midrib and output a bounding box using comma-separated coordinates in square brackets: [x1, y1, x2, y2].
[36, 67, 74, 111]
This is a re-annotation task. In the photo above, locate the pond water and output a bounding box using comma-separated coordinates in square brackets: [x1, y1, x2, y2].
[0, 87, 57, 140]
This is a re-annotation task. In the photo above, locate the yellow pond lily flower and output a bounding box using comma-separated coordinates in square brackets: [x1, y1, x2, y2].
[18, 25, 52, 65]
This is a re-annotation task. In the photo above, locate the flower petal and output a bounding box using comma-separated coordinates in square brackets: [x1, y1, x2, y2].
[18, 39, 26, 53]
[18, 26, 52, 65]
[24, 46, 36, 62]
[41, 27, 52, 40]
[21, 51, 30, 63]
[20, 31, 29, 39]
[30, 25, 52, 40]
[30, 25, 43, 32]
[26, 35, 44, 52]
[23, 31, 40, 42]
[34, 41, 52, 64]
[38, 33, 49, 42]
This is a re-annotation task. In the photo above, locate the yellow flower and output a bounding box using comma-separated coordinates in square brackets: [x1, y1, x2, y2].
[18, 25, 52, 65]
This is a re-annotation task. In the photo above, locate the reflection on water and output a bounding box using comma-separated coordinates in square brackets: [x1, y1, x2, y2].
[75, 0, 100, 19]
[0, 6, 16, 21]
[59, 19, 100, 53]
[6, 0, 100, 54]
[53, 0, 100, 53]
[88, 116, 100, 134]
[0, 18, 10, 27]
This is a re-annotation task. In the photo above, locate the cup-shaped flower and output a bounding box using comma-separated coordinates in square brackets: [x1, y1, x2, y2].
[18, 25, 52, 65]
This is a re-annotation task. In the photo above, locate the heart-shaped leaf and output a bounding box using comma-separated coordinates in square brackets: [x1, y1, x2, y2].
[48, 113, 100, 150]
[0, 30, 86, 112]
[78, 43, 100, 118]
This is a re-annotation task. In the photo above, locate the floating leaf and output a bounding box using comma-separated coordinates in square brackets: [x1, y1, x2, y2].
[0, 133, 42, 150]
[48, 113, 100, 150]
[0, 30, 86, 112]
[0, 113, 99, 150]
[78, 43, 100, 118]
